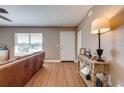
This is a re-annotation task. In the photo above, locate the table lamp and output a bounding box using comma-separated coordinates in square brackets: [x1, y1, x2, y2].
[91, 17, 110, 61]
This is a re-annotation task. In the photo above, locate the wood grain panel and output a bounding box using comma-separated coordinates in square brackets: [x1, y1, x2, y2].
[25, 62, 86, 87]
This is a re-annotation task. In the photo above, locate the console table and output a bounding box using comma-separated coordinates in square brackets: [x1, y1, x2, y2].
[78, 55, 109, 87]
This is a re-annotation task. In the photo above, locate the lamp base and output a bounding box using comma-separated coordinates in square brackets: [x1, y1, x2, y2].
[96, 49, 104, 62]
[97, 57, 104, 62]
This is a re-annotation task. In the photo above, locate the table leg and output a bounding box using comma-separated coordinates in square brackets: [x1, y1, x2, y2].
[103, 73, 108, 87]
[92, 72, 96, 87]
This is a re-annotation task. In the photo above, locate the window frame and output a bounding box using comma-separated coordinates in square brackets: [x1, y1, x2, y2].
[14, 33, 43, 56]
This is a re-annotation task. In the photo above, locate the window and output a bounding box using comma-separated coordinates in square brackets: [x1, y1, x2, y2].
[30, 33, 43, 53]
[14, 33, 43, 56]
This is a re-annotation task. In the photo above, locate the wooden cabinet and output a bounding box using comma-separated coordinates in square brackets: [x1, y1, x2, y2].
[78, 55, 109, 87]
[0, 50, 9, 63]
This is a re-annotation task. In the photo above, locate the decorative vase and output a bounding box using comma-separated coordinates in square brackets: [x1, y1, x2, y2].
[96, 49, 104, 62]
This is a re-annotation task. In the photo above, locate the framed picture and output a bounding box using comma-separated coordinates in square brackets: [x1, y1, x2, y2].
[79, 48, 86, 55]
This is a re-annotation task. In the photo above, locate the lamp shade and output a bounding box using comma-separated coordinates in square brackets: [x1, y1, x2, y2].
[91, 17, 110, 34]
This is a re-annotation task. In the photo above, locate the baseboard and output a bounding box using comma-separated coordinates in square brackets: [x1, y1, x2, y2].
[45, 60, 77, 63]
[45, 60, 61, 62]
[74, 60, 78, 62]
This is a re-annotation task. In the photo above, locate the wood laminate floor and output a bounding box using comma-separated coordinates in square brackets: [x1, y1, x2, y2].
[25, 62, 86, 87]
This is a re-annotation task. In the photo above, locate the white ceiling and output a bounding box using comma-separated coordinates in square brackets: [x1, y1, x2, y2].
[0, 5, 93, 27]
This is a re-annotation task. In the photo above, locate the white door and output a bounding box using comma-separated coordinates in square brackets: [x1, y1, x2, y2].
[60, 31, 75, 61]
[77, 30, 82, 54]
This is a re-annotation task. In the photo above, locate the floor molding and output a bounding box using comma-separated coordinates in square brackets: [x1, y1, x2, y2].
[45, 60, 78, 63]
[74, 60, 78, 62]
[45, 60, 61, 62]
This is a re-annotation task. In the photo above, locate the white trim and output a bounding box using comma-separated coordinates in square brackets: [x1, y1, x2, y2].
[45, 60, 61, 62]
[74, 60, 78, 62]
[45, 60, 78, 63]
